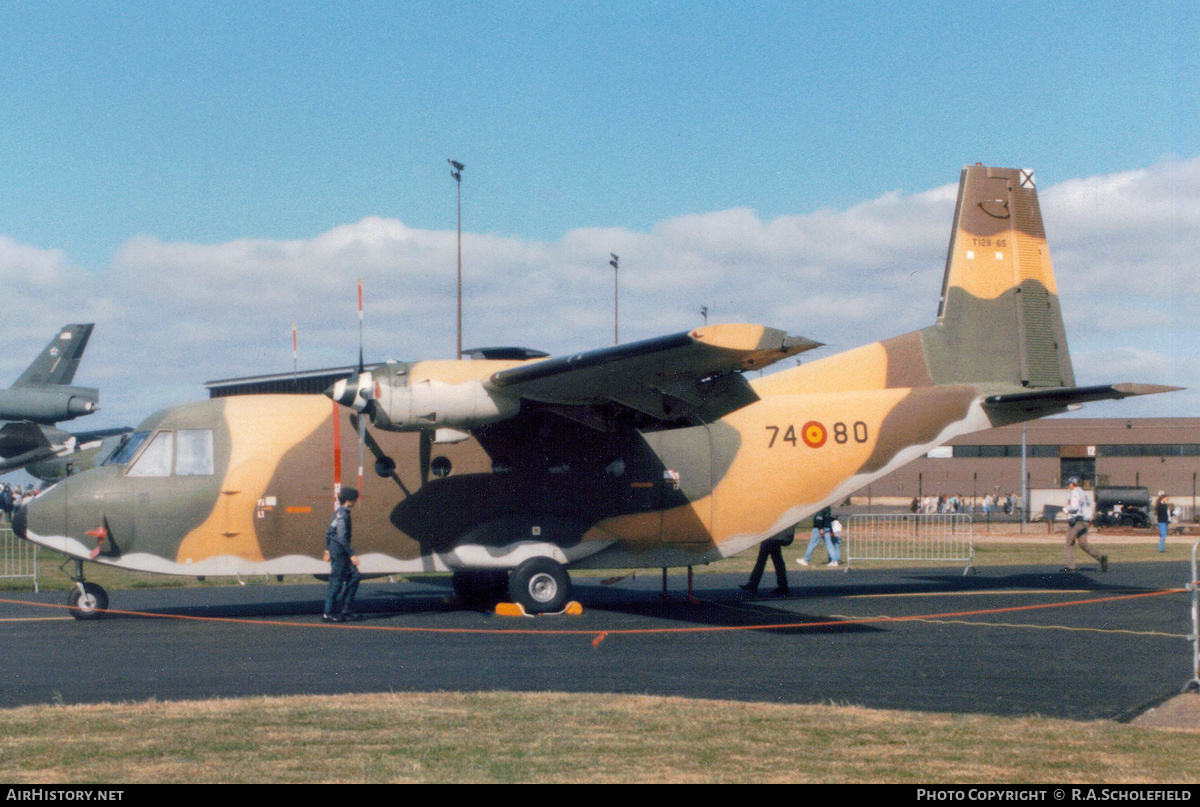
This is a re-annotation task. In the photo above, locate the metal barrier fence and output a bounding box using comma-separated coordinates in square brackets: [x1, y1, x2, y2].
[845, 514, 974, 575]
[0, 526, 38, 591]
[1187, 538, 1199, 693]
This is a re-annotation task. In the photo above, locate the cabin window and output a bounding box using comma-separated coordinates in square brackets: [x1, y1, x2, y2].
[175, 430, 215, 476]
[127, 431, 174, 477]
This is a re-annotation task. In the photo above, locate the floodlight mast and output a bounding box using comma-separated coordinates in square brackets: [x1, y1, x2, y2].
[449, 159, 465, 359]
[609, 253, 619, 345]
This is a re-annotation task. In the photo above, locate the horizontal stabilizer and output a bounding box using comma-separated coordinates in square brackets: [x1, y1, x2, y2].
[985, 383, 1183, 413]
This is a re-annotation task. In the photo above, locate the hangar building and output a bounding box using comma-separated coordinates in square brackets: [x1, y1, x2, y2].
[854, 417, 1200, 518]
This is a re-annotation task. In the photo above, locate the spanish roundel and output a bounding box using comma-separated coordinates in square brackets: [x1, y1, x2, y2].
[802, 421, 827, 448]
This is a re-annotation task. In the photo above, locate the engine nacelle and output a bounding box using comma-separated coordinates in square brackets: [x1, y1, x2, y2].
[0, 386, 99, 424]
[371, 378, 518, 431]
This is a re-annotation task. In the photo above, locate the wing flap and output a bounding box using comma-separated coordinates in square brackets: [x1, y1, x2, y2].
[488, 324, 820, 409]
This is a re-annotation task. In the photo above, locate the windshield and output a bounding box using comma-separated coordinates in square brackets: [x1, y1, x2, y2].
[102, 431, 151, 466]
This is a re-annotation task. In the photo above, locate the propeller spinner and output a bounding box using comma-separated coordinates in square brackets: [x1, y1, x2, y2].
[327, 371, 375, 414]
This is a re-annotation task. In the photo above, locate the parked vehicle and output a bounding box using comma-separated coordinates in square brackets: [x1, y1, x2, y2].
[1093, 486, 1151, 528]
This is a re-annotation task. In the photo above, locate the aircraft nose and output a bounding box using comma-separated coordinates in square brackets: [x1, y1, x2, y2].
[11, 504, 26, 540]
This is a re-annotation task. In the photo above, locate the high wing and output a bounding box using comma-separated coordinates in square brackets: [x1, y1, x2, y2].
[339, 323, 821, 432]
[487, 324, 821, 421]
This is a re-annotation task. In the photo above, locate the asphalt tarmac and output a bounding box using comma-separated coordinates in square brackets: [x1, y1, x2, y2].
[1, 560, 1195, 721]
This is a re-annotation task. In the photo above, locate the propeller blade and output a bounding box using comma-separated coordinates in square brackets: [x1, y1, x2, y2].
[331, 399, 342, 505]
[357, 412, 367, 494]
[357, 277, 365, 374]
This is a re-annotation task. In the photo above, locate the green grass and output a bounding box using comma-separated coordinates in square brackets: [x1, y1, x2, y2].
[0, 692, 1196, 783]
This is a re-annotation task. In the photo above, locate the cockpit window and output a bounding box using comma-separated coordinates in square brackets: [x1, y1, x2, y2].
[104, 431, 151, 466]
[118, 429, 216, 477]
[126, 431, 174, 477]
[175, 430, 214, 476]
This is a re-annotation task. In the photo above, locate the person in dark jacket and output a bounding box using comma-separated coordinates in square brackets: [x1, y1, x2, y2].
[1155, 492, 1171, 553]
[799, 506, 840, 567]
[323, 487, 362, 622]
[741, 528, 793, 596]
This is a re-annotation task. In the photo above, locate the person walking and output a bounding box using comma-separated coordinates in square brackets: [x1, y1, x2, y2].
[741, 528, 793, 596]
[798, 506, 840, 567]
[1063, 479, 1107, 573]
[323, 488, 362, 622]
[1155, 492, 1171, 553]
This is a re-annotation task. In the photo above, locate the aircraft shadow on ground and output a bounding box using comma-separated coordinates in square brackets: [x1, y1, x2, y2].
[750, 569, 1156, 601]
[100, 567, 1156, 627]
[571, 588, 885, 635]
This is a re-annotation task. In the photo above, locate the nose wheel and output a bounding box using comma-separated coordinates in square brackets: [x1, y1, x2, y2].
[64, 558, 109, 620]
[68, 582, 109, 620]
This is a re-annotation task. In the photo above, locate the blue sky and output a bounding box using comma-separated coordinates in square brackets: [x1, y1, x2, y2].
[5, 2, 1195, 264]
[0, 1, 1197, 443]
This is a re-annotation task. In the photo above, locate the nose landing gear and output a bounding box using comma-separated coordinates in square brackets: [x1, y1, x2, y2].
[64, 558, 109, 620]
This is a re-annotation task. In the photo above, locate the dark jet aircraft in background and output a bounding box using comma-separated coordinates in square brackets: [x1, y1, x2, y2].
[0, 324, 125, 477]
[15, 167, 1180, 619]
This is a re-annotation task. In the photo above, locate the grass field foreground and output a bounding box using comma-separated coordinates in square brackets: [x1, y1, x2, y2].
[1, 692, 1198, 784]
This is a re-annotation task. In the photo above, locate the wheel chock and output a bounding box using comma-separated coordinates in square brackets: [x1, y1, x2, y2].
[494, 601, 583, 617]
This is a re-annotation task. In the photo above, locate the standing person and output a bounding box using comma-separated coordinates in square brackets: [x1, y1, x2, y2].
[798, 506, 840, 567]
[323, 488, 362, 622]
[1155, 492, 1171, 553]
[1063, 479, 1107, 573]
[741, 528, 793, 596]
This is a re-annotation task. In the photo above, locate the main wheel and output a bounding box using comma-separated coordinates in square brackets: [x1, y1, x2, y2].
[508, 557, 571, 614]
[67, 582, 109, 620]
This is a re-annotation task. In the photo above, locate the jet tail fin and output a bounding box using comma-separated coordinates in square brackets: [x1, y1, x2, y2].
[922, 166, 1074, 389]
[12, 324, 95, 387]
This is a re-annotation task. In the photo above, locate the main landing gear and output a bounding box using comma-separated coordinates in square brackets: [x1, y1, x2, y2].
[508, 557, 572, 614]
[64, 558, 108, 620]
[452, 558, 574, 615]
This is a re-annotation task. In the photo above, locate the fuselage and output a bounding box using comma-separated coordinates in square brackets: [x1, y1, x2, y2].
[17, 340, 999, 579]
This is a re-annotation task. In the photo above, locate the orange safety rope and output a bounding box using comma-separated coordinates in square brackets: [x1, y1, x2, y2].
[0, 588, 1187, 646]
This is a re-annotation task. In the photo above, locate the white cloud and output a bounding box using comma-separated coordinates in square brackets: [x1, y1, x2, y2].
[0, 157, 1197, 429]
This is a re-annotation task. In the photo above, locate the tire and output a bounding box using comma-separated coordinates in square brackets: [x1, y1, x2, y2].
[67, 582, 109, 620]
[508, 557, 571, 614]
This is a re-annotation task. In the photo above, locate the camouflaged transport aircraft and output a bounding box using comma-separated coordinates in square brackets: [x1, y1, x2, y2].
[14, 165, 1177, 618]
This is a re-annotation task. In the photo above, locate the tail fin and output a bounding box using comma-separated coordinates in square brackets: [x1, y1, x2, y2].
[923, 166, 1074, 389]
[12, 324, 95, 388]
